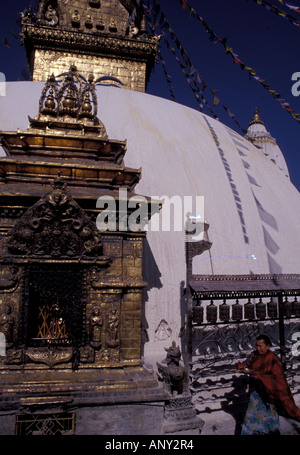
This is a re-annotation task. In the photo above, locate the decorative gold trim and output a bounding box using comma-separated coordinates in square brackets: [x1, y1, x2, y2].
[21, 24, 159, 61]
[26, 348, 73, 368]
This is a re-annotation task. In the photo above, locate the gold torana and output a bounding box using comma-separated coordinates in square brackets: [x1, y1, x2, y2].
[21, 0, 160, 92]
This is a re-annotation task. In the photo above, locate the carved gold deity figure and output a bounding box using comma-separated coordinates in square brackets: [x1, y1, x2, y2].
[71, 9, 81, 25]
[85, 15, 93, 28]
[106, 309, 119, 347]
[37, 301, 68, 343]
[44, 4, 58, 26]
[48, 303, 67, 340]
[90, 306, 103, 348]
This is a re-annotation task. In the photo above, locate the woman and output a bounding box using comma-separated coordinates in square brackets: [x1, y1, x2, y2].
[237, 335, 300, 435]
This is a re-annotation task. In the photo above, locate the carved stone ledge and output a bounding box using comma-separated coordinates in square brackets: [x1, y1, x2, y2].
[90, 276, 147, 289]
[163, 395, 204, 435]
[20, 396, 74, 409]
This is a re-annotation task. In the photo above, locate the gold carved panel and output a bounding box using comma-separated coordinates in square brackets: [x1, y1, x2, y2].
[33, 49, 147, 92]
[86, 288, 122, 365]
[57, 0, 130, 35]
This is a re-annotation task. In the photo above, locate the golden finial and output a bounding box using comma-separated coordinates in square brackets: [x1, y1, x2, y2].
[79, 92, 93, 119]
[44, 89, 56, 110]
[62, 87, 76, 110]
[249, 107, 264, 126]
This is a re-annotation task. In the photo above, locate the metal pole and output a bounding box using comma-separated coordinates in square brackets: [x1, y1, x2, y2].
[278, 292, 286, 370]
[185, 282, 193, 366]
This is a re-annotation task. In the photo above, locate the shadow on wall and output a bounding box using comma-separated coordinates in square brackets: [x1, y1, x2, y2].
[227, 126, 283, 275]
[204, 117, 249, 245]
[179, 280, 187, 358]
[252, 191, 282, 274]
[141, 238, 163, 355]
[180, 280, 186, 337]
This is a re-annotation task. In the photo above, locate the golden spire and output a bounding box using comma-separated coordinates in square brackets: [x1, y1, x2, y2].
[249, 107, 264, 126]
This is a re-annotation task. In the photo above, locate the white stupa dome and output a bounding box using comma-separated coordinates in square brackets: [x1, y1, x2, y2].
[1, 81, 300, 362]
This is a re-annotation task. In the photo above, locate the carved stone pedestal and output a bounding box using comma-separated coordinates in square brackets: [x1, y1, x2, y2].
[0, 365, 168, 435]
[163, 395, 204, 435]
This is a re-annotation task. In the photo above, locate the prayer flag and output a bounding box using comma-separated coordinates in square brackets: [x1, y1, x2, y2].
[286, 4, 300, 12]
[10, 27, 19, 39]
[2, 37, 12, 49]
[21, 68, 30, 80]
[182, 0, 188, 9]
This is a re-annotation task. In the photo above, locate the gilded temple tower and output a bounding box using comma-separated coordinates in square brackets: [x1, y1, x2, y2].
[0, 62, 172, 435]
[21, 0, 159, 91]
[0, 3, 165, 434]
[0, 1, 203, 436]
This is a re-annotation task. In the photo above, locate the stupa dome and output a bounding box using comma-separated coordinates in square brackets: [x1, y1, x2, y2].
[1, 81, 299, 361]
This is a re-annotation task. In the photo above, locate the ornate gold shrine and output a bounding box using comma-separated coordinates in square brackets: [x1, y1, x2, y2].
[0, 66, 162, 404]
[21, 0, 159, 91]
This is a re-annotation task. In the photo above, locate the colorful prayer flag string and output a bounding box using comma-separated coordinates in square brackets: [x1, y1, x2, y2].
[144, 0, 245, 131]
[158, 49, 177, 102]
[144, 1, 217, 116]
[276, 0, 300, 13]
[285, 3, 300, 13]
[21, 68, 30, 81]
[144, 13, 176, 101]
[1, 37, 12, 49]
[177, 0, 300, 124]
[248, 0, 300, 26]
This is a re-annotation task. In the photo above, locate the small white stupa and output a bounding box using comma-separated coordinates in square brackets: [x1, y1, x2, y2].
[245, 107, 290, 178]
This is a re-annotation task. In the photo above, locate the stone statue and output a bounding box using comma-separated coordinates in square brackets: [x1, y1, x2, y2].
[157, 341, 188, 395]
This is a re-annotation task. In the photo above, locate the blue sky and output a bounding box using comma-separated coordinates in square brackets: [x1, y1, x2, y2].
[1, 0, 300, 191]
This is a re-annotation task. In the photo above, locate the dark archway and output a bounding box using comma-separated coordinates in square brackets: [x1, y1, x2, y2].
[24, 266, 85, 348]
